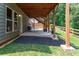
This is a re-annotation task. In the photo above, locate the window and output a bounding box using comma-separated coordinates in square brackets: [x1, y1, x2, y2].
[6, 7, 18, 32]
[7, 7, 12, 20]
[14, 12, 18, 31]
[6, 7, 13, 32]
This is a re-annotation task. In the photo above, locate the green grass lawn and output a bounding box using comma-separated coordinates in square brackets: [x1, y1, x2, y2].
[0, 43, 78, 56]
[0, 27, 79, 56]
[56, 27, 79, 48]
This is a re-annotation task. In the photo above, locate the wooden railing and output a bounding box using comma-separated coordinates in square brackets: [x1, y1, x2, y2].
[57, 26, 79, 36]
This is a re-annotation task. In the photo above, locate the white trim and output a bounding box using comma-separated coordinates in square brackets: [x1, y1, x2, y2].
[12, 10, 14, 32]
[6, 5, 13, 12]
[20, 15, 23, 33]
[7, 19, 13, 21]
[6, 5, 18, 14]
[14, 21, 18, 22]
[14, 12, 18, 32]
[14, 12, 18, 22]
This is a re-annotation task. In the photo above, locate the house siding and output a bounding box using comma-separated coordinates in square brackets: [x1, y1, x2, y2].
[0, 3, 6, 40]
[0, 3, 29, 43]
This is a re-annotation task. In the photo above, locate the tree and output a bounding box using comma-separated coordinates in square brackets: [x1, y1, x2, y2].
[50, 3, 79, 30]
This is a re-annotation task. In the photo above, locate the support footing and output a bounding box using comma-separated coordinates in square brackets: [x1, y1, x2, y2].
[60, 45, 75, 51]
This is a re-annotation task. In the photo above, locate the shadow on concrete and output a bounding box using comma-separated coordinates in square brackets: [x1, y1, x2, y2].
[14, 36, 65, 46]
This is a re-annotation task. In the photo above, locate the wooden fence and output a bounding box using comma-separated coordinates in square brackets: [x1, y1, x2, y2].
[57, 26, 79, 36]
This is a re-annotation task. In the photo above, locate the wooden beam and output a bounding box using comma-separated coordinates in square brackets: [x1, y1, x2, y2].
[65, 3, 70, 47]
[34, 18, 44, 24]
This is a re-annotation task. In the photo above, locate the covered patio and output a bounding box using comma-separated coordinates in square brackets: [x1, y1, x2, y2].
[16, 3, 75, 51]
[0, 3, 79, 56]
[0, 3, 75, 51]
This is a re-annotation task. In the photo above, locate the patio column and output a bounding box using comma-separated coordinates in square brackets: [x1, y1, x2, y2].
[43, 20, 45, 31]
[34, 19, 36, 30]
[61, 3, 75, 51]
[52, 5, 58, 35]
[65, 3, 70, 47]
[53, 16, 56, 35]
[47, 16, 50, 32]
[43, 19, 47, 32]
[43, 24, 44, 31]
[46, 19, 48, 32]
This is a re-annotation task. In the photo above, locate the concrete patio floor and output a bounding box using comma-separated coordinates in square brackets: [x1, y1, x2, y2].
[14, 30, 65, 46]
[21, 30, 52, 37]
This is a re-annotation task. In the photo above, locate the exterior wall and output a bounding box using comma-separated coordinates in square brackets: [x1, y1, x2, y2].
[6, 3, 29, 32]
[0, 3, 6, 40]
[0, 3, 29, 44]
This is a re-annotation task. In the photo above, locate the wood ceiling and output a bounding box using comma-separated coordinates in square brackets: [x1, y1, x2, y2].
[17, 3, 58, 17]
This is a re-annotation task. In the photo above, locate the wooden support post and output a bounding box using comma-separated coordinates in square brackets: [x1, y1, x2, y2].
[48, 16, 50, 32]
[43, 19, 47, 32]
[43, 22, 45, 31]
[53, 16, 56, 34]
[65, 3, 70, 47]
[52, 14, 56, 38]
[34, 19, 36, 31]
[46, 19, 48, 32]
[61, 3, 75, 51]
[52, 5, 59, 35]
[43, 19, 44, 30]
